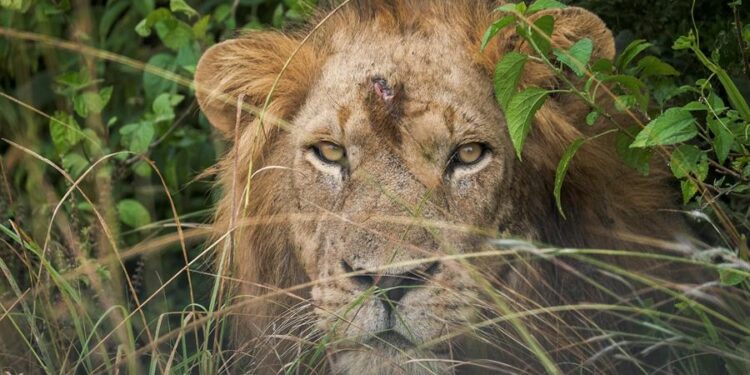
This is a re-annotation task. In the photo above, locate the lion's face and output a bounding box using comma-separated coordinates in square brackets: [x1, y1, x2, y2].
[287, 28, 521, 365]
[194, 2, 644, 373]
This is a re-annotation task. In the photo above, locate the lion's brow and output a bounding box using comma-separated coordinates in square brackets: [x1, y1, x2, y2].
[364, 76, 404, 146]
[337, 106, 351, 134]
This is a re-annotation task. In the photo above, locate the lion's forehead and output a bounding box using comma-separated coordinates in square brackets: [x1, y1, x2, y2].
[296, 26, 500, 152]
[320, 26, 480, 98]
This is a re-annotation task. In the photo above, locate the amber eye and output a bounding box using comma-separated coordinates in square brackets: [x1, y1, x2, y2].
[455, 143, 485, 165]
[313, 141, 346, 163]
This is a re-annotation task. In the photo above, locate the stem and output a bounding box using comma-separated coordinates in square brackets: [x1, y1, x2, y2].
[690, 43, 750, 123]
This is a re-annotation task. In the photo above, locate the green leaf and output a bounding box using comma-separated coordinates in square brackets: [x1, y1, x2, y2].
[143, 53, 178, 101]
[481, 16, 515, 51]
[135, 19, 150, 37]
[615, 130, 652, 175]
[134, 8, 171, 37]
[117, 199, 152, 228]
[616, 39, 652, 71]
[591, 58, 614, 74]
[630, 108, 698, 148]
[733, 157, 750, 177]
[672, 33, 696, 50]
[719, 266, 748, 286]
[695, 154, 709, 181]
[636, 56, 679, 78]
[527, 0, 566, 13]
[73, 87, 112, 117]
[554, 138, 585, 218]
[81, 128, 103, 157]
[73, 94, 89, 117]
[153, 93, 172, 113]
[154, 17, 194, 51]
[192, 15, 211, 41]
[585, 111, 599, 126]
[506, 87, 550, 159]
[170, 0, 197, 17]
[120, 121, 155, 154]
[670, 145, 702, 179]
[553, 38, 593, 77]
[680, 179, 699, 204]
[653, 84, 691, 107]
[176, 44, 200, 73]
[133, 0, 154, 16]
[49, 111, 82, 154]
[614, 95, 636, 112]
[152, 93, 183, 123]
[99, 1, 129, 42]
[602, 74, 648, 111]
[530, 15, 555, 56]
[708, 117, 735, 164]
[682, 101, 707, 112]
[707, 92, 727, 113]
[133, 161, 152, 177]
[99, 86, 113, 106]
[272, 4, 285, 28]
[55, 70, 89, 90]
[493, 52, 528, 110]
[1, 0, 31, 11]
[495, 3, 523, 13]
[62, 153, 89, 178]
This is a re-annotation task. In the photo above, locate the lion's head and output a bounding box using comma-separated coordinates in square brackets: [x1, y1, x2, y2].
[195, 1, 692, 373]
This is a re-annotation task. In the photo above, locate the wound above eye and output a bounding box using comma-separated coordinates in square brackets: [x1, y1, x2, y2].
[372, 76, 394, 103]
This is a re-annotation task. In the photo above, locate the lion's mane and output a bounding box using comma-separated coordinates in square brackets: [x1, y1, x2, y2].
[195, 1, 700, 372]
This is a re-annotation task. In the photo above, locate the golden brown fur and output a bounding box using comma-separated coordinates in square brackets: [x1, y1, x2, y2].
[195, 1, 701, 373]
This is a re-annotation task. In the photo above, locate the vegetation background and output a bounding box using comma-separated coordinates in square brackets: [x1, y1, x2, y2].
[0, 0, 748, 373]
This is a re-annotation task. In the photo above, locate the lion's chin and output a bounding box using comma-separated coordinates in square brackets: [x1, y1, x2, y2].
[330, 345, 454, 375]
[326, 331, 454, 374]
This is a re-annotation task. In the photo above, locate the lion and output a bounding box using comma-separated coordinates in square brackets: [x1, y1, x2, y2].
[194, 1, 704, 373]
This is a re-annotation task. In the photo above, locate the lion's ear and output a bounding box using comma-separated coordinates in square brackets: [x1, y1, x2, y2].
[529, 7, 615, 61]
[481, 7, 615, 123]
[194, 32, 319, 135]
[487, 7, 615, 85]
[494, 7, 615, 63]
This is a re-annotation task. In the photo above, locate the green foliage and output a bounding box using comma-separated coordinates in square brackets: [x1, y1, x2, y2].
[505, 87, 550, 159]
[0, 0, 315, 372]
[486, 0, 750, 370]
[117, 199, 152, 228]
[630, 107, 699, 147]
[554, 138, 585, 217]
[493, 52, 528, 110]
[481, 15, 515, 51]
[553, 38, 593, 77]
[490, 0, 750, 245]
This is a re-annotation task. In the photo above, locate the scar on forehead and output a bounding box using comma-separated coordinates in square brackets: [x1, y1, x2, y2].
[365, 75, 404, 145]
[443, 106, 456, 136]
[337, 106, 351, 130]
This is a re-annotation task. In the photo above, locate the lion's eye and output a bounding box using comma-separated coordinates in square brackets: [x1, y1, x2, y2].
[313, 141, 346, 164]
[455, 143, 486, 165]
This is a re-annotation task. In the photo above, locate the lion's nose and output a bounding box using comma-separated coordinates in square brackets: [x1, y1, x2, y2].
[340, 261, 440, 311]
